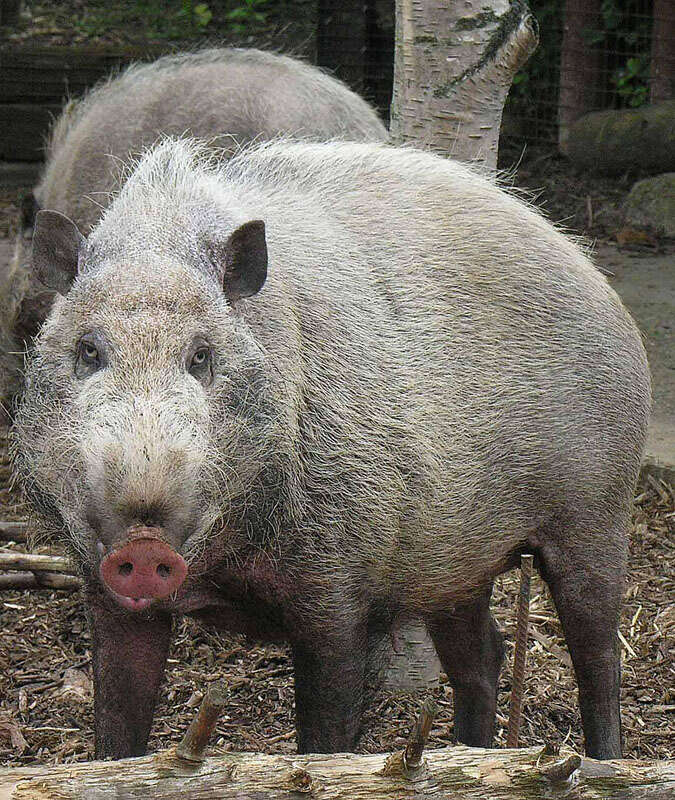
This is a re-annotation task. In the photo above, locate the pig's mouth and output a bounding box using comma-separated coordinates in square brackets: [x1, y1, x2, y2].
[105, 590, 155, 612]
[97, 527, 188, 612]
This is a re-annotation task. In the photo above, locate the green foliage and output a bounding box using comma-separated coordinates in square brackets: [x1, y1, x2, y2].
[70, 0, 269, 39]
[68, 1, 215, 41]
[613, 56, 650, 107]
[225, 0, 270, 34]
[505, 0, 653, 139]
[176, 1, 213, 31]
[580, 0, 652, 108]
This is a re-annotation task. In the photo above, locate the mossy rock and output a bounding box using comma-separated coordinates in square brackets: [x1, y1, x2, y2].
[567, 101, 675, 175]
[623, 173, 675, 236]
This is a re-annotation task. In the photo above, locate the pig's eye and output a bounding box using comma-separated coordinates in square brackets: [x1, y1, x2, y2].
[76, 335, 104, 377]
[187, 346, 213, 385]
[191, 349, 207, 367]
[81, 342, 98, 363]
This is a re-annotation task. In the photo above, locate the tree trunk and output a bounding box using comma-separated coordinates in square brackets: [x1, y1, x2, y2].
[650, 0, 675, 105]
[0, 744, 672, 799]
[558, 0, 603, 153]
[384, 0, 537, 691]
[389, 0, 538, 170]
[379, 620, 441, 691]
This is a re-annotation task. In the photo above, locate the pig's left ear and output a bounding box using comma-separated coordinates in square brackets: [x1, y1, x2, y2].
[32, 210, 86, 296]
[216, 220, 268, 304]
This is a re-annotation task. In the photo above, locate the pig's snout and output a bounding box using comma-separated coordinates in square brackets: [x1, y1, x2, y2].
[100, 537, 187, 600]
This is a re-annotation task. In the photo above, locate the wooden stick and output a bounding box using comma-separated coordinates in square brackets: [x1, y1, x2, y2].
[404, 697, 438, 769]
[175, 683, 228, 763]
[0, 571, 81, 590]
[0, 551, 73, 573]
[506, 552, 534, 748]
[540, 753, 582, 783]
[0, 521, 28, 542]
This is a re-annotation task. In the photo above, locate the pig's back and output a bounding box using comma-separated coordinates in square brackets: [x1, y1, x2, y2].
[230, 141, 650, 602]
[36, 49, 386, 233]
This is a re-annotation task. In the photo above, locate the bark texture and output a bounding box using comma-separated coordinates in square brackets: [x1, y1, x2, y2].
[0, 745, 672, 799]
[389, 0, 538, 170]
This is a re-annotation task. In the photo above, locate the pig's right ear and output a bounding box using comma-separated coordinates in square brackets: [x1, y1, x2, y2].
[216, 220, 268, 304]
[32, 210, 86, 295]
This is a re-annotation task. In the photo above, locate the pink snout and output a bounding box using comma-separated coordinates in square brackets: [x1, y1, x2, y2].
[100, 537, 187, 601]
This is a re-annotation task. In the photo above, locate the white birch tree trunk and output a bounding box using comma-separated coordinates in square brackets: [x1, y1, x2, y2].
[383, 0, 538, 691]
[390, 0, 538, 171]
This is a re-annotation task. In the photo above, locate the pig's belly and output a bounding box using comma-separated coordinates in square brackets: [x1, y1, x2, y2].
[185, 598, 289, 644]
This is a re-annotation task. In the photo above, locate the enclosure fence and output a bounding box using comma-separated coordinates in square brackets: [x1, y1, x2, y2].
[316, 0, 675, 150]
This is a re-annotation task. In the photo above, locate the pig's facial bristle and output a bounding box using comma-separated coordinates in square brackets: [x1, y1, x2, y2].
[10, 257, 288, 571]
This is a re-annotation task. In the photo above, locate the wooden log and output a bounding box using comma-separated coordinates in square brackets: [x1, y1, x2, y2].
[0, 744, 672, 799]
[566, 101, 675, 176]
[0, 550, 72, 573]
[0, 570, 81, 590]
[0, 521, 28, 542]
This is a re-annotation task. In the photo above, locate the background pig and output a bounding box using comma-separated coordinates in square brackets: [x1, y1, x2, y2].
[0, 47, 387, 414]
[13, 138, 650, 761]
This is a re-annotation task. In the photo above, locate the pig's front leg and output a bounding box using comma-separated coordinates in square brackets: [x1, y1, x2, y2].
[290, 623, 368, 753]
[86, 587, 173, 759]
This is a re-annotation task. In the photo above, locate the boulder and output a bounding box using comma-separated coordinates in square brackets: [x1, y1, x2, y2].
[623, 173, 675, 237]
[566, 101, 675, 175]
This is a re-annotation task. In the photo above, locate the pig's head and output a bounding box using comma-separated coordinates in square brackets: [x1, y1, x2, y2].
[11, 178, 282, 612]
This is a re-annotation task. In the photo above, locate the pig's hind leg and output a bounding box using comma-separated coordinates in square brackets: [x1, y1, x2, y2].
[535, 515, 627, 760]
[426, 585, 504, 748]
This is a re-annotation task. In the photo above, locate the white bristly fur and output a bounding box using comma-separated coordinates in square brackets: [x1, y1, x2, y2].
[13, 137, 650, 626]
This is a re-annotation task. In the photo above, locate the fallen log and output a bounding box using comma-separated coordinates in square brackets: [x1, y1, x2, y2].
[0, 743, 672, 800]
[0, 551, 72, 573]
[0, 571, 81, 590]
[0, 522, 28, 543]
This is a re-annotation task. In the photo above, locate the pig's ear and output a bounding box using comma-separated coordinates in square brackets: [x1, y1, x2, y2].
[32, 210, 85, 295]
[218, 220, 268, 304]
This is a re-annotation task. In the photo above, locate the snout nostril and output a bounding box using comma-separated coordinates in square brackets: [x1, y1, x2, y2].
[118, 562, 133, 577]
[156, 563, 171, 579]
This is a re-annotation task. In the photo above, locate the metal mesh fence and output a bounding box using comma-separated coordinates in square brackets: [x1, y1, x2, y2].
[315, 0, 674, 149]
